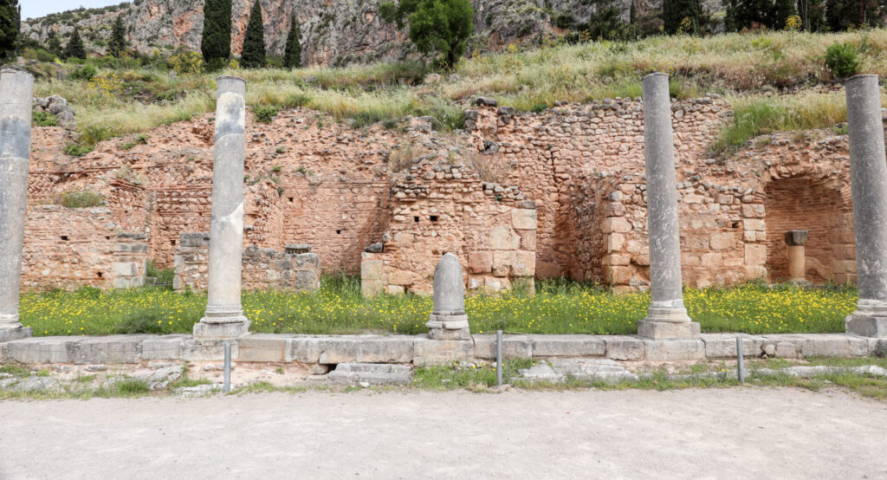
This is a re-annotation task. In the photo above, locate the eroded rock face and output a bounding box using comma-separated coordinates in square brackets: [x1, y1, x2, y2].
[21, 0, 676, 67]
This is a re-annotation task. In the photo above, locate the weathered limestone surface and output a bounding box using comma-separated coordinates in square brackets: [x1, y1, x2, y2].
[473, 335, 533, 360]
[327, 363, 412, 385]
[195, 77, 251, 338]
[844, 75, 887, 338]
[637, 73, 699, 339]
[0, 69, 34, 341]
[426, 253, 471, 340]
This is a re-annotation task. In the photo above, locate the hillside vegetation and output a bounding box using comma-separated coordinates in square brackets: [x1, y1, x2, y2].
[29, 29, 887, 153]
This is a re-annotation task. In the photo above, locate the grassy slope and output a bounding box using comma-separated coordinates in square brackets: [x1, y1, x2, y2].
[33, 29, 887, 151]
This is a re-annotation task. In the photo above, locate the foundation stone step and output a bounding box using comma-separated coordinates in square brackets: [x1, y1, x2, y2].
[327, 363, 412, 385]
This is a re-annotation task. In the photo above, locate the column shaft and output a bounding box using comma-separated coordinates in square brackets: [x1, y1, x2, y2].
[0, 69, 35, 342]
[845, 74, 887, 337]
[194, 76, 250, 338]
[637, 73, 699, 339]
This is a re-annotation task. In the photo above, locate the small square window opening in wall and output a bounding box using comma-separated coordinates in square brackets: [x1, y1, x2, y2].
[430, 215, 439, 222]
[414, 216, 420, 223]
[61, 235, 69, 241]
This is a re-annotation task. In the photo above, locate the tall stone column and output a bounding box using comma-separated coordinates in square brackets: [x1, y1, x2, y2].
[426, 253, 471, 340]
[845, 74, 887, 337]
[0, 69, 35, 343]
[194, 76, 251, 338]
[637, 73, 700, 339]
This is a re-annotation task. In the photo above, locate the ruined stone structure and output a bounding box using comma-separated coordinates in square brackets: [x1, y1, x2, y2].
[19, 84, 887, 298]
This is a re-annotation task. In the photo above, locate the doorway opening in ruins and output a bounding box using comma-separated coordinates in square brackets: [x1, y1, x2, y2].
[763, 176, 854, 284]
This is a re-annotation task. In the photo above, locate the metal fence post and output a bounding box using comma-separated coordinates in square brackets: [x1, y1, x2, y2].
[223, 342, 232, 394]
[736, 337, 745, 383]
[496, 330, 503, 387]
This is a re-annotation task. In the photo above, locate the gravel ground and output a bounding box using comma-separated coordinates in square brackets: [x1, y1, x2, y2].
[1, 387, 885, 479]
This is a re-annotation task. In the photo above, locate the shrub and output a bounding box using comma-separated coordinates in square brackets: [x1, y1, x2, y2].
[58, 189, 105, 208]
[64, 143, 95, 157]
[69, 64, 97, 81]
[114, 311, 166, 334]
[33, 111, 59, 127]
[115, 379, 150, 395]
[825, 43, 860, 78]
[254, 105, 278, 123]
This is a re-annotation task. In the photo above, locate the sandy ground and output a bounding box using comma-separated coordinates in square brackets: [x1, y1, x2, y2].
[1, 387, 885, 479]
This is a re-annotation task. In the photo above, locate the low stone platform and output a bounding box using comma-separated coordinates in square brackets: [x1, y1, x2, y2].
[1, 332, 884, 366]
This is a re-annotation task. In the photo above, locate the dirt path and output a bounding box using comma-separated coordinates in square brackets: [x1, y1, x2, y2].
[1, 387, 885, 479]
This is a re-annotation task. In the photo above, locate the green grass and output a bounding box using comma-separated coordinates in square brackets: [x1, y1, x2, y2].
[19, 278, 858, 337]
[56, 189, 106, 208]
[30, 29, 887, 149]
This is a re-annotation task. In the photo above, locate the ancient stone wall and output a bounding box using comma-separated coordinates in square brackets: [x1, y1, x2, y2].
[361, 160, 538, 296]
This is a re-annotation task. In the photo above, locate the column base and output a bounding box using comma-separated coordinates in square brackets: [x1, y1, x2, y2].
[0, 326, 33, 343]
[845, 314, 887, 338]
[426, 313, 471, 341]
[193, 317, 251, 339]
[637, 321, 700, 340]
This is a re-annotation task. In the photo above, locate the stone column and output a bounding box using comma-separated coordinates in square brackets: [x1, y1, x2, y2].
[637, 73, 700, 339]
[0, 69, 35, 342]
[845, 74, 887, 337]
[426, 253, 471, 340]
[194, 76, 250, 338]
[784, 230, 808, 284]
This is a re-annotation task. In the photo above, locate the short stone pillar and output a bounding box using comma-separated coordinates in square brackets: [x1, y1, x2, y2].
[784, 230, 809, 284]
[0, 69, 35, 342]
[845, 74, 887, 337]
[194, 76, 250, 338]
[637, 73, 700, 339]
[426, 253, 471, 340]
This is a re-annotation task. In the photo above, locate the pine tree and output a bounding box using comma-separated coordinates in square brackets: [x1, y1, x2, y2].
[240, 0, 266, 69]
[201, 0, 232, 71]
[47, 31, 63, 58]
[65, 27, 86, 60]
[826, 0, 881, 30]
[0, 0, 18, 60]
[379, 0, 474, 68]
[662, 0, 702, 34]
[773, 0, 796, 28]
[109, 15, 128, 58]
[629, 0, 637, 25]
[283, 13, 302, 69]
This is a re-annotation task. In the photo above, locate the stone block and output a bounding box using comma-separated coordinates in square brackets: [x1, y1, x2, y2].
[710, 233, 735, 250]
[490, 226, 520, 250]
[602, 336, 645, 360]
[361, 260, 383, 281]
[113, 262, 139, 276]
[288, 336, 328, 363]
[519, 230, 537, 250]
[238, 334, 293, 362]
[742, 204, 765, 218]
[468, 252, 493, 273]
[0, 327, 32, 343]
[607, 233, 625, 253]
[385, 285, 405, 295]
[745, 266, 767, 280]
[492, 251, 515, 276]
[644, 339, 706, 361]
[743, 219, 765, 231]
[846, 316, 887, 337]
[637, 321, 701, 340]
[179, 338, 238, 361]
[388, 270, 414, 286]
[745, 244, 767, 265]
[512, 209, 537, 230]
[413, 336, 473, 366]
[798, 334, 869, 357]
[8, 337, 79, 364]
[602, 217, 632, 233]
[71, 335, 149, 364]
[327, 363, 412, 385]
[472, 335, 533, 360]
[318, 336, 415, 364]
[513, 251, 536, 277]
[362, 280, 383, 298]
[701, 334, 763, 358]
[603, 266, 632, 285]
[528, 335, 606, 357]
[141, 335, 187, 360]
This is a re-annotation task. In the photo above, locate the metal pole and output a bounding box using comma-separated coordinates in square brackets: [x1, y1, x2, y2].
[736, 337, 745, 383]
[223, 343, 232, 394]
[496, 330, 503, 387]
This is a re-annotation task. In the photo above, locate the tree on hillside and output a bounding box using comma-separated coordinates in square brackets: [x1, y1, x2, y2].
[797, 0, 827, 31]
[0, 0, 20, 60]
[108, 14, 128, 57]
[662, 0, 703, 34]
[241, 0, 266, 69]
[201, 0, 232, 71]
[725, 0, 796, 31]
[47, 31, 63, 58]
[379, 0, 474, 69]
[584, 0, 630, 40]
[283, 12, 302, 69]
[826, 0, 881, 30]
[65, 27, 86, 60]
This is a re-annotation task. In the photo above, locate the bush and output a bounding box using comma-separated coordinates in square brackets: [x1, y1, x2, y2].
[64, 143, 95, 157]
[825, 43, 860, 79]
[33, 111, 59, 127]
[58, 189, 105, 208]
[114, 311, 166, 334]
[254, 105, 278, 124]
[69, 64, 97, 81]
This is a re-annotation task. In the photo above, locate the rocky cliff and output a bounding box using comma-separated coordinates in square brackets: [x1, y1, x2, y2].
[22, 0, 617, 67]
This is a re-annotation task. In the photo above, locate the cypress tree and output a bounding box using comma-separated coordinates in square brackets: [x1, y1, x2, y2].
[283, 13, 301, 69]
[0, 0, 18, 60]
[201, 0, 232, 71]
[65, 27, 86, 60]
[240, 0, 266, 69]
[629, 0, 637, 25]
[47, 31, 63, 58]
[109, 15, 128, 57]
[662, 0, 702, 34]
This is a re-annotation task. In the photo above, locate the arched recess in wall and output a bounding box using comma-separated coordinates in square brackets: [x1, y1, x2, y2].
[763, 174, 855, 284]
